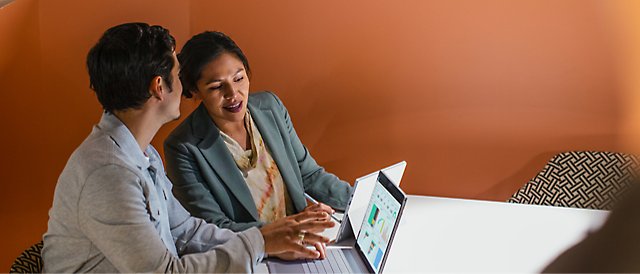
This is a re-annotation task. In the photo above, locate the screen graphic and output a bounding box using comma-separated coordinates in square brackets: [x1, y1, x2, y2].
[356, 177, 401, 273]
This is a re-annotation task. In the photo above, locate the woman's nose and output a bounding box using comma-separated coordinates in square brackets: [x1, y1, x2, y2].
[222, 85, 236, 100]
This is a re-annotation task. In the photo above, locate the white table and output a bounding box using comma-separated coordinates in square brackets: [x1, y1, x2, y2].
[260, 195, 609, 273]
[383, 195, 609, 273]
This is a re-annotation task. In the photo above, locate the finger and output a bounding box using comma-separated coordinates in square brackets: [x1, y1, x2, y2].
[298, 210, 329, 220]
[294, 211, 330, 222]
[290, 243, 321, 259]
[313, 242, 326, 259]
[304, 203, 321, 212]
[297, 232, 330, 245]
[295, 220, 335, 233]
[313, 203, 335, 214]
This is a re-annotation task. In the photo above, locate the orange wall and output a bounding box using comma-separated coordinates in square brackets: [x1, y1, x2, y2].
[0, 0, 191, 268]
[608, 1, 640, 155]
[1, 0, 44, 268]
[0, 0, 630, 269]
[189, 0, 622, 200]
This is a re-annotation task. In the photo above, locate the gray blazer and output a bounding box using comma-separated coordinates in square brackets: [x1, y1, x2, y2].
[164, 92, 353, 232]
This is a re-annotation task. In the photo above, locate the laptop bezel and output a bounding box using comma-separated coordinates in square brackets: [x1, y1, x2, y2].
[353, 171, 408, 273]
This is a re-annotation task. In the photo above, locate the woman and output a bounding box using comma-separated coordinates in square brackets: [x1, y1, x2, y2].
[164, 31, 353, 232]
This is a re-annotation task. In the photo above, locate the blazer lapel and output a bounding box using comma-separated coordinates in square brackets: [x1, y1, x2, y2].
[248, 102, 307, 212]
[192, 104, 260, 221]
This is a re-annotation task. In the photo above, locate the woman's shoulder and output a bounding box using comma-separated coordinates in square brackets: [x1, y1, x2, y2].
[249, 91, 285, 110]
[164, 104, 205, 146]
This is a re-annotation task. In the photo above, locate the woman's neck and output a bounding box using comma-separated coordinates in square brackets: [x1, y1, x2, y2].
[215, 117, 250, 150]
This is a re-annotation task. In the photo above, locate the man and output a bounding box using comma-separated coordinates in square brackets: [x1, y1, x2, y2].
[42, 22, 333, 272]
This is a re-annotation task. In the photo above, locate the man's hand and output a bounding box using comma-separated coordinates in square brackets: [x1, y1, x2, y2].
[260, 211, 334, 260]
[274, 242, 327, 260]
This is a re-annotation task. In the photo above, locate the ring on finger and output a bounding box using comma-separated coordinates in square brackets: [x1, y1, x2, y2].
[298, 231, 306, 243]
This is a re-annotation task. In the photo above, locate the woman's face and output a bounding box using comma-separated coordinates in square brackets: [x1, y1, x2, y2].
[194, 52, 249, 126]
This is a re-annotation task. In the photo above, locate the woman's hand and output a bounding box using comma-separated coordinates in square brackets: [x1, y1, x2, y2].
[259, 211, 334, 260]
[303, 202, 335, 217]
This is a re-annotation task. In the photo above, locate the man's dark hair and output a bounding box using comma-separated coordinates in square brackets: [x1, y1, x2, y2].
[87, 22, 176, 112]
[178, 31, 251, 98]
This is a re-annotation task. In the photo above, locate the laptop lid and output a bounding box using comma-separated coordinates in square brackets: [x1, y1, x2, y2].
[355, 161, 407, 186]
[353, 171, 407, 273]
[334, 161, 407, 243]
[347, 161, 406, 237]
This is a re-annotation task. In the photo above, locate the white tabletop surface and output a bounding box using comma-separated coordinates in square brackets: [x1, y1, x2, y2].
[383, 195, 609, 273]
[259, 195, 609, 273]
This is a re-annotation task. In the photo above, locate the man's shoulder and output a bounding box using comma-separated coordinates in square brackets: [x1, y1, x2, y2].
[75, 130, 128, 163]
[62, 130, 141, 184]
[51, 129, 143, 224]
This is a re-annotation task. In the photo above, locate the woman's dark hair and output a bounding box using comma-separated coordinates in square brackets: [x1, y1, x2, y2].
[178, 31, 251, 98]
[86, 22, 176, 112]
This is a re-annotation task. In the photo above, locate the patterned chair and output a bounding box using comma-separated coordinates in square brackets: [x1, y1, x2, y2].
[508, 151, 638, 210]
[10, 241, 43, 273]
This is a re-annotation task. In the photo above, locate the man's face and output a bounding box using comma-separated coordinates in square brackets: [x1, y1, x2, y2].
[163, 52, 183, 121]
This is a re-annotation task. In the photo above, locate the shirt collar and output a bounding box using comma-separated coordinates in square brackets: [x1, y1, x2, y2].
[96, 112, 153, 171]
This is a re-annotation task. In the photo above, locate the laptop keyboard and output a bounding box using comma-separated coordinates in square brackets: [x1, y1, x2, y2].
[301, 248, 354, 273]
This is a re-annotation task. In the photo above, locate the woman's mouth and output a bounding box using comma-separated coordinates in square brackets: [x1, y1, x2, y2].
[223, 101, 243, 113]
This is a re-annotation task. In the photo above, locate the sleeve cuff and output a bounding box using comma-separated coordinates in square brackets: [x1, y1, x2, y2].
[239, 226, 266, 264]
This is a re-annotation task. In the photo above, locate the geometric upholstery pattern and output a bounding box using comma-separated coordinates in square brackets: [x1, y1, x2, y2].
[9, 241, 43, 273]
[508, 151, 638, 210]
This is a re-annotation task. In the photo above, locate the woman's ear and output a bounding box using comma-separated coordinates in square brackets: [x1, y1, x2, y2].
[148, 76, 164, 100]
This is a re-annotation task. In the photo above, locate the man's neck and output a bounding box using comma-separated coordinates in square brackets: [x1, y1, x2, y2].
[113, 109, 163, 152]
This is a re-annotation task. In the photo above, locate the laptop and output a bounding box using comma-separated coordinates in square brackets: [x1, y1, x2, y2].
[333, 161, 407, 243]
[267, 171, 408, 273]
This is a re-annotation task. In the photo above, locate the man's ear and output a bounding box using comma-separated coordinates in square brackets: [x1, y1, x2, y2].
[149, 76, 164, 100]
[192, 89, 202, 100]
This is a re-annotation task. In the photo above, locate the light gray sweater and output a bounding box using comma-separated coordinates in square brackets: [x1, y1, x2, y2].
[42, 113, 265, 272]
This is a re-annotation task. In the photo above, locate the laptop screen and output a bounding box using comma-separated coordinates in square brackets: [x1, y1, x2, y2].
[355, 172, 404, 273]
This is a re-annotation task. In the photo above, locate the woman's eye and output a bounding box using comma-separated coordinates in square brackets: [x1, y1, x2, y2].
[234, 76, 244, 82]
[209, 85, 222, 90]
